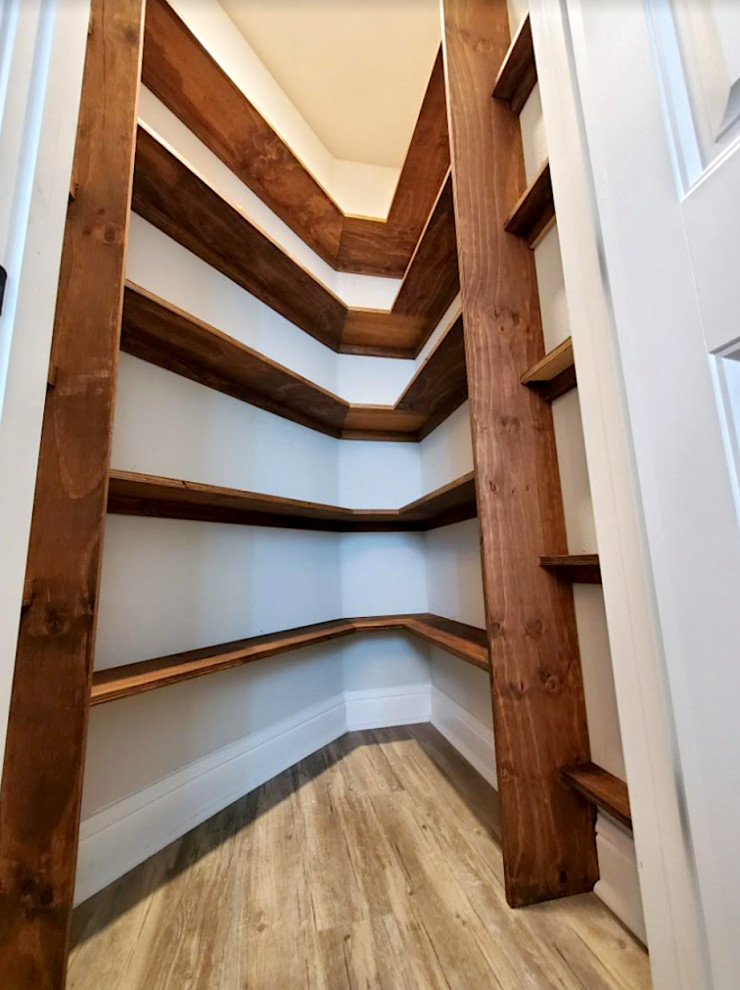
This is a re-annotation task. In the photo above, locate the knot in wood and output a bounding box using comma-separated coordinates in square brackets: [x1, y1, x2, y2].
[538, 667, 563, 694]
[43, 604, 70, 637]
[19, 871, 55, 912]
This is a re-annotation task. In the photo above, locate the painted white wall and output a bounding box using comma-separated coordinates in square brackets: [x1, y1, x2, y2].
[95, 517, 342, 671]
[113, 355, 339, 502]
[0, 0, 90, 761]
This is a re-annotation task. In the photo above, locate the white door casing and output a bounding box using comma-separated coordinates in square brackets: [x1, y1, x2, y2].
[0, 0, 90, 760]
[532, 1, 740, 987]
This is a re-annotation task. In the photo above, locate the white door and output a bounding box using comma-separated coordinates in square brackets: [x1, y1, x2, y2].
[561, 2, 740, 988]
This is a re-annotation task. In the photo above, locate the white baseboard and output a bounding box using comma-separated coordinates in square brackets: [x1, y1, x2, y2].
[345, 683, 430, 729]
[594, 813, 647, 943]
[76, 683, 431, 905]
[430, 685, 497, 788]
[77, 680, 645, 945]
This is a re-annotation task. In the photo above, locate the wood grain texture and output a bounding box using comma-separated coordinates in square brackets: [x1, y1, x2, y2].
[90, 614, 490, 705]
[492, 13, 537, 114]
[443, 0, 598, 907]
[131, 128, 458, 358]
[68, 729, 651, 990]
[107, 470, 477, 532]
[0, 2, 145, 986]
[142, 0, 343, 269]
[539, 555, 602, 584]
[132, 125, 348, 351]
[341, 174, 460, 357]
[504, 159, 556, 248]
[562, 763, 632, 830]
[337, 50, 451, 277]
[142, 0, 450, 278]
[521, 336, 576, 402]
[120, 282, 349, 436]
[121, 283, 467, 441]
[396, 313, 468, 439]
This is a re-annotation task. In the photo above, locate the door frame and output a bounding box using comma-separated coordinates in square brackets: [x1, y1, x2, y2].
[0, 0, 90, 760]
[529, 2, 712, 988]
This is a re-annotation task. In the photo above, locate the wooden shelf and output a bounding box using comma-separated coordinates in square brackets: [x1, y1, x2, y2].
[121, 283, 467, 442]
[521, 337, 576, 401]
[108, 470, 477, 532]
[132, 125, 458, 358]
[539, 554, 601, 584]
[492, 14, 536, 114]
[90, 613, 489, 705]
[142, 0, 450, 279]
[504, 160, 555, 248]
[561, 763, 632, 830]
[341, 174, 460, 357]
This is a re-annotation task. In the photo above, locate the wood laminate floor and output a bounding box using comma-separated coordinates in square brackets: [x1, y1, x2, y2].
[68, 725, 652, 989]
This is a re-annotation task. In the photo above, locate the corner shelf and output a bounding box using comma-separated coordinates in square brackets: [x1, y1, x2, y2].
[561, 763, 632, 830]
[492, 13, 536, 114]
[341, 174, 460, 357]
[121, 283, 467, 442]
[504, 159, 555, 248]
[132, 125, 458, 358]
[521, 336, 576, 402]
[539, 554, 601, 584]
[90, 613, 490, 705]
[108, 470, 477, 532]
[142, 0, 450, 279]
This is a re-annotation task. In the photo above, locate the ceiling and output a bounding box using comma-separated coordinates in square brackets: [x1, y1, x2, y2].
[219, 0, 442, 169]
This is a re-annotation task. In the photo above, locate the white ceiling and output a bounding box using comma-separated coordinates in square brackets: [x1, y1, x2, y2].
[219, 0, 442, 169]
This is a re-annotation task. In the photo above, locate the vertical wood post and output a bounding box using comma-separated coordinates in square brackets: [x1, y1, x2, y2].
[0, 0, 145, 985]
[442, 0, 599, 907]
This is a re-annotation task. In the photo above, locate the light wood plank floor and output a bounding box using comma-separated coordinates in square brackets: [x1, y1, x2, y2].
[68, 725, 652, 989]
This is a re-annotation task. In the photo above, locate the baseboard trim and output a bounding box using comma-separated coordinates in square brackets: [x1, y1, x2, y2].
[345, 683, 430, 730]
[594, 813, 647, 943]
[430, 684, 497, 788]
[76, 683, 431, 904]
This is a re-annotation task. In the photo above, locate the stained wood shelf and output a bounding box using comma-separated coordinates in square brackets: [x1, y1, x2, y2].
[142, 0, 450, 279]
[561, 763, 632, 830]
[504, 159, 555, 248]
[539, 554, 601, 584]
[108, 470, 477, 532]
[90, 613, 490, 705]
[132, 124, 458, 358]
[521, 337, 576, 402]
[492, 13, 536, 114]
[121, 283, 468, 442]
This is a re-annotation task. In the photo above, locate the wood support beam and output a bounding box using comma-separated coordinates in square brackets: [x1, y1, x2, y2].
[0, 1, 145, 985]
[442, 0, 598, 907]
